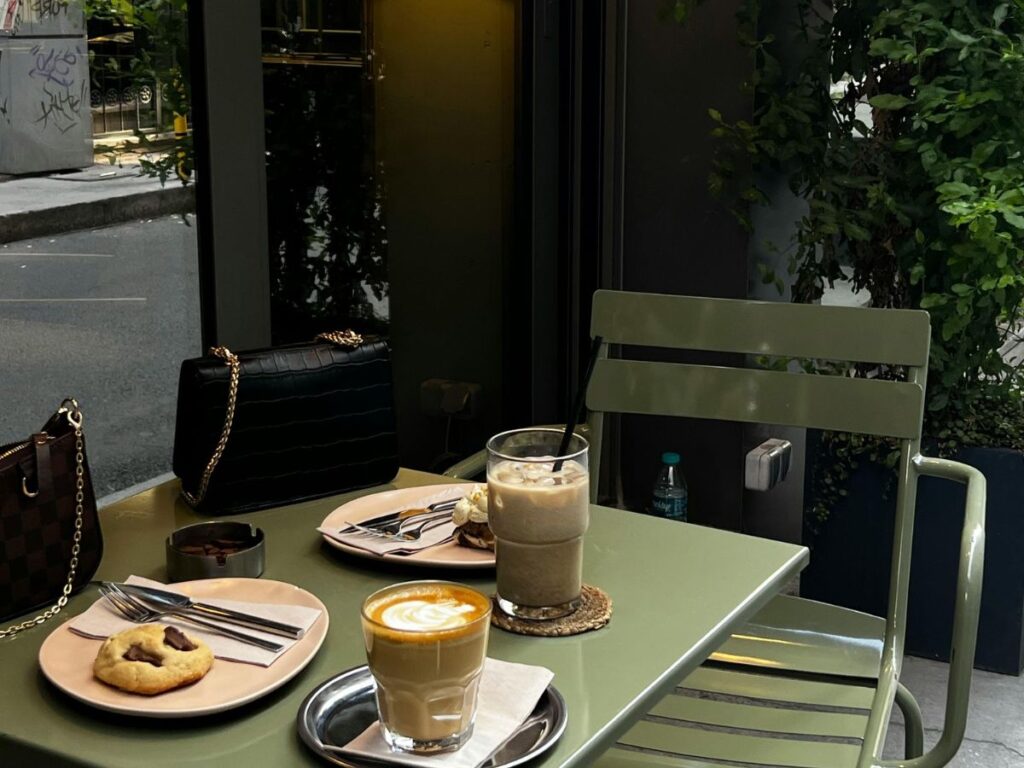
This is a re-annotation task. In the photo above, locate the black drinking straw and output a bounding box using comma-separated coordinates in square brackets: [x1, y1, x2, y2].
[553, 335, 604, 471]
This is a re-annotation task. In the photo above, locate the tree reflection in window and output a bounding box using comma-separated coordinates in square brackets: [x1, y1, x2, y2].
[262, 0, 388, 343]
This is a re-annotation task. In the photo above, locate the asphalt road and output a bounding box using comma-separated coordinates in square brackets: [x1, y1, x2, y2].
[0, 215, 201, 499]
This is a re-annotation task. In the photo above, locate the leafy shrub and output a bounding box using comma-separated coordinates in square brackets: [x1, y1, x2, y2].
[672, 0, 1024, 521]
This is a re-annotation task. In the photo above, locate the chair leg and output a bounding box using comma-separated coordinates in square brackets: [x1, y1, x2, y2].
[895, 682, 925, 759]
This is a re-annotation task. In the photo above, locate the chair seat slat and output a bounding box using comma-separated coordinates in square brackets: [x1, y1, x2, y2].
[617, 720, 861, 767]
[593, 748, 733, 767]
[708, 594, 886, 680]
[683, 666, 877, 710]
[649, 693, 870, 739]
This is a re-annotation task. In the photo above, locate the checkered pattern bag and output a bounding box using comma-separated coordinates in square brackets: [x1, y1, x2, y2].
[0, 400, 103, 636]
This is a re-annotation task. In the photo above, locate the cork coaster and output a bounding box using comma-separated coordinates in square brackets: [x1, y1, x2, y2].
[490, 585, 612, 636]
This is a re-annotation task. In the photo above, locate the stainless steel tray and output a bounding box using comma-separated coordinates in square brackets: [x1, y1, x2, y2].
[296, 665, 567, 767]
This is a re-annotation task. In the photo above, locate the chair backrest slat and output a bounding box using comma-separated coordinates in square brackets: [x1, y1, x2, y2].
[587, 359, 924, 439]
[591, 290, 931, 367]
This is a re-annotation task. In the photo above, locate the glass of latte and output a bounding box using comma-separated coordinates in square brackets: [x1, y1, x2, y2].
[360, 581, 492, 753]
[487, 428, 590, 620]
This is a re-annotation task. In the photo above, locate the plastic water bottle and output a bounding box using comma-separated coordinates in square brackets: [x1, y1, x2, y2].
[651, 452, 688, 521]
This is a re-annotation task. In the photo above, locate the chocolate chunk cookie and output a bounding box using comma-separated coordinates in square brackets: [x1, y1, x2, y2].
[93, 625, 214, 695]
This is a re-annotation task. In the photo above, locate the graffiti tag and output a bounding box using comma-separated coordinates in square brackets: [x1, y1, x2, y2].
[0, 51, 6, 125]
[29, 45, 77, 87]
[1, 0, 19, 32]
[30, 0, 67, 19]
[34, 80, 85, 133]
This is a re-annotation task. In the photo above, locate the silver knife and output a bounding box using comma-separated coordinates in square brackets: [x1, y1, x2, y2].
[109, 583, 306, 639]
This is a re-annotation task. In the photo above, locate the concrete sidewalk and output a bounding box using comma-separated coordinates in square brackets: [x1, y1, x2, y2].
[0, 165, 194, 243]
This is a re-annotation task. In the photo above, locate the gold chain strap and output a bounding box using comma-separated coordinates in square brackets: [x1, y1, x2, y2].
[181, 331, 364, 507]
[0, 401, 86, 640]
[181, 347, 240, 507]
[315, 330, 363, 347]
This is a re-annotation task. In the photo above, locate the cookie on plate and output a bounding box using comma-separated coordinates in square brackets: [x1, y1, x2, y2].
[93, 624, 214, 695]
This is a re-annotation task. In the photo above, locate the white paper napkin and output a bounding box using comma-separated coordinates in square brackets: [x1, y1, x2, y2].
[337, 659, 555, 768]
[67, 575, 322, 667]
[318, 520, 456, 555]
[318, 486, 468, 555]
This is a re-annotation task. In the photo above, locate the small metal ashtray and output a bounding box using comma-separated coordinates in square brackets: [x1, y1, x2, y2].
[166, 521, 265, 582]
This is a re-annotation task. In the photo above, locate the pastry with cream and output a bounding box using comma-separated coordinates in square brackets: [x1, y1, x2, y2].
[452, 485, 495, 551]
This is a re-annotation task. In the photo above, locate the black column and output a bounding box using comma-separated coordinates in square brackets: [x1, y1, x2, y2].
[189, 0, 271, 349]
[616, 1, 752, 527]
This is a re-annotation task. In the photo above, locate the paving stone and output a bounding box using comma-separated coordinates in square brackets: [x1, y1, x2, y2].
[883, 656, 1024, 766]
[886, 724, 1024, 767]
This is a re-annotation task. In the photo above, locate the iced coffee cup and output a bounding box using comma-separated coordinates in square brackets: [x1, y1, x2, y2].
[360, 581, 491, 753]
[487, 428, 590, 620]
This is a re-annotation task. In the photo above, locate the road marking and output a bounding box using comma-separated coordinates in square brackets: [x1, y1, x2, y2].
[0, 253, 115, 259]
[0, 298, 147, 303]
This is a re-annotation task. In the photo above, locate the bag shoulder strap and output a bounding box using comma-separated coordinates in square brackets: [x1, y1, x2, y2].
[180, 347, 240, 507]
[181, 331, 365, 508]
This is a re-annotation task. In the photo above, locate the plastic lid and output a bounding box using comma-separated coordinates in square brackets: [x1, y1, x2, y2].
[662, 452, 681, 465]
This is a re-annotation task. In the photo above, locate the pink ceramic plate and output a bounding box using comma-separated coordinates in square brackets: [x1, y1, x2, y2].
[38, 578, 329, 718]
[320, 484, 495, 569]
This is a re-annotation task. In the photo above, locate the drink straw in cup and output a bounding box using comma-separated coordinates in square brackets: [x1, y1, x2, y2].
[553, 336, 604, 472]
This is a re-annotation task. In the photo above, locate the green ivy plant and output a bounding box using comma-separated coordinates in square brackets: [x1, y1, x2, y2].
[673, 0, 1024, 523]
[85, 0, 191, 185]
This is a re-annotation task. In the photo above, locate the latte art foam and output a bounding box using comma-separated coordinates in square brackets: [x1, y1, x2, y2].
[365, 584, 491, 637]
[381, 598, 478, 631]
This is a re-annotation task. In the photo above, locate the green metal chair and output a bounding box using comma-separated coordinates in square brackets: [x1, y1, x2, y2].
[585, 290, 986, 768]
[450, 290, 986, 768]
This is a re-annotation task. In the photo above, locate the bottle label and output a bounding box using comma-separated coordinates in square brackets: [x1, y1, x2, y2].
[652, 492, 687, 521]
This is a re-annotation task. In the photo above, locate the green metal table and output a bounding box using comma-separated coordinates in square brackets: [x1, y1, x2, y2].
[0, 469, 807, 767]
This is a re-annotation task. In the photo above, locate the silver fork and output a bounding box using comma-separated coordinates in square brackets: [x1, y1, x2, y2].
[343, 512, 454, 542]
[99, 584, 284, 652]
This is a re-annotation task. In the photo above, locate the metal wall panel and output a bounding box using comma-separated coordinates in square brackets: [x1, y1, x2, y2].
[0, 0, 91, 174]
[5, 0, 84, 36]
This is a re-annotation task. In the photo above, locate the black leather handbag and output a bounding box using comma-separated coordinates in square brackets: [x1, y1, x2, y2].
[172, 331, 399, 514]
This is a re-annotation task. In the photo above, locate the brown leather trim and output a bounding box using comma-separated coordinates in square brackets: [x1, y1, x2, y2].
[32, 433, 53, 503]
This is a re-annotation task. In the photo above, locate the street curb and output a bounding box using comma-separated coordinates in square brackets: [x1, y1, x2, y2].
[0, 184, 195, 244]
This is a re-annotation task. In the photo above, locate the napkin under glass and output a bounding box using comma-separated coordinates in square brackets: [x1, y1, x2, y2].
[337, 658, 555, 768]
[67, 575, 322, 667]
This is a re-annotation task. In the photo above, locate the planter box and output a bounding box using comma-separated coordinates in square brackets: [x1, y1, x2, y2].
[802, 436, 1024, 675]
